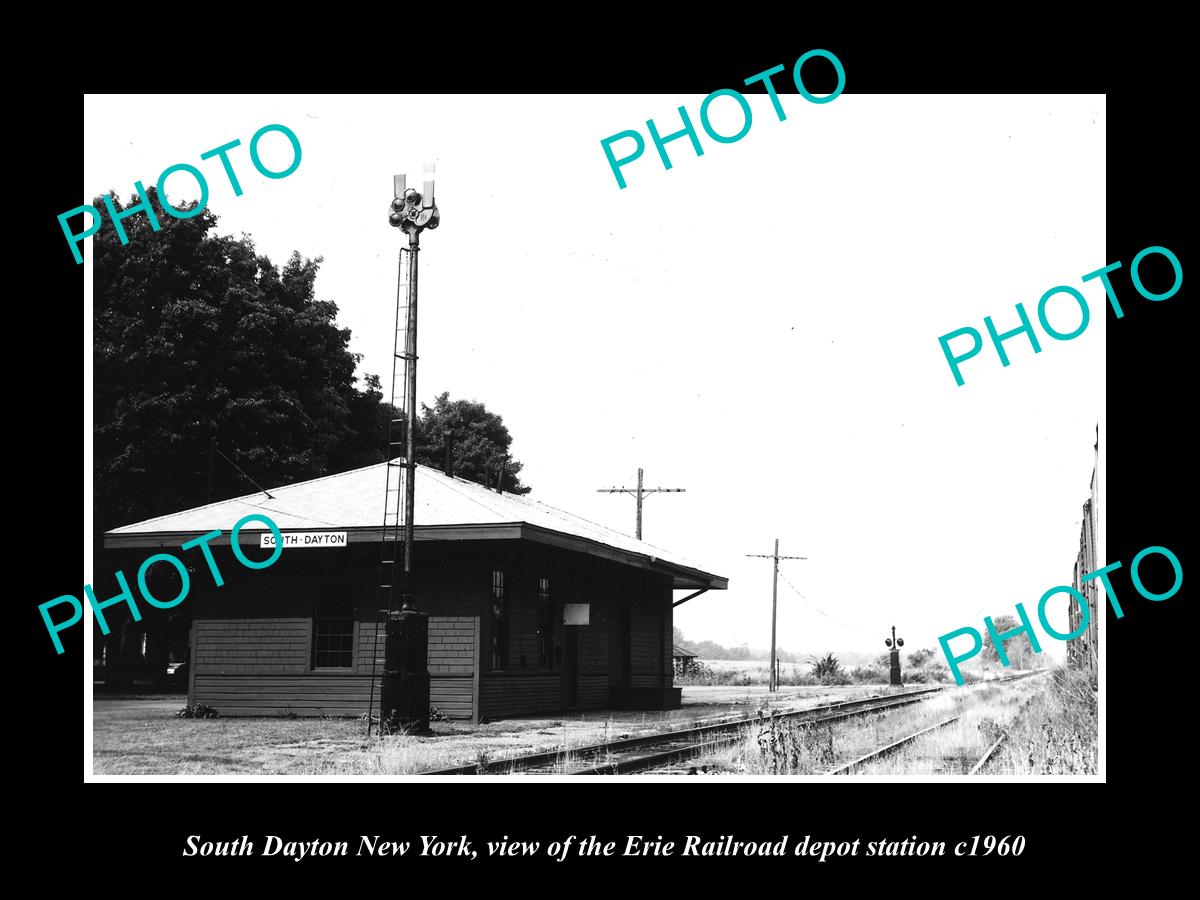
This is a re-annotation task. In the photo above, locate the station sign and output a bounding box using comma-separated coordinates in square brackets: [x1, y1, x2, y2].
[260, 531, 348, 549]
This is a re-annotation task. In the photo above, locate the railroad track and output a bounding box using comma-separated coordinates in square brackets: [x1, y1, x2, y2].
[421, 686, 946, 776]
[825, 670, 1048, 776]
[968, 733, 1008, 775]
[966, 673, 1048, 774]
[420, 671, 1044, 776]
[826, 714, 963, 774]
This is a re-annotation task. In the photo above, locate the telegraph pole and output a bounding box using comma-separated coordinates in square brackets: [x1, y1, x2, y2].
[206, 437, 215, 502]
[745, 540, 807, 692]
[597, 468, 686, 540]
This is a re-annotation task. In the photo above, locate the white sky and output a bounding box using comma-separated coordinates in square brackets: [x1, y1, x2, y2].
[83, 93, 1104, 661]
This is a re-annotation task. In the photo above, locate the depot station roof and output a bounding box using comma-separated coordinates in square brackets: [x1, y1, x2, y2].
[105, 461, 727, 592]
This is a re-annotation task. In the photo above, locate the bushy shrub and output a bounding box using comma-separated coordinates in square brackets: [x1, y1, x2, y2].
[673, 659, 718, 684]
[177, 704, 219, 719]
[849, 665, 888, 684]
[811, 653, 847, 684]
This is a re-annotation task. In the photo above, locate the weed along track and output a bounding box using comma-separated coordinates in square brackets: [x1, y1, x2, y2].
[420, 686, 948, 776]
[826, 715, 964, 774]
[968, 732, 1010, 775]
[966, 672, 1050, 774]
[680, 671, 1044, 776]
[819, 671, 1048, 777]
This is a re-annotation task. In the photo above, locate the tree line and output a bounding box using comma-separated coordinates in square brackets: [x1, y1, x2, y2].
[93, 190, 527, 533]
[674, 624, 1041, 670]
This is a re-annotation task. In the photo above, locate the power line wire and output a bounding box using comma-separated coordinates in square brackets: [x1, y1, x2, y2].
[214, 447, 275, 499]
[776, 569, 875, 636]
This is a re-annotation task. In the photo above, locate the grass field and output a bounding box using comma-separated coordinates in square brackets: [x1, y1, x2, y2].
[702, 659, 813, 682]
[92, 684, 884, 775]
[678, 656, 964, 686]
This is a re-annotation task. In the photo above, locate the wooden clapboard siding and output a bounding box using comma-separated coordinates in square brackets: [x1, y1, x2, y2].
[426, 618, 478, 721]
[480, 673, 560, 719]
[575, 598, 610, 708]
[577, 674, 609, 708]
[193, 674, 475, 719]
[577, 602, 608, 672]
[187, 619, 198, 701]
[193, 618, 310, 674]
[430, 676, 474, 719]
[356, 618, 383, 673]
[428, 617, 477, 675]
[194, 674, 370, 716]
[191, 615, 480, 720]
[354, 616, 478, 677]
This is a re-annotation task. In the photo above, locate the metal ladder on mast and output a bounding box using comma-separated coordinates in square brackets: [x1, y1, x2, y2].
[367, 245, 412, 736]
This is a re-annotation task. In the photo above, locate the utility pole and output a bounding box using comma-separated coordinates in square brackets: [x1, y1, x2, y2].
[596, 467, 686, 540]
[745, 540, 807, 692]
[206, 437, 215, 502]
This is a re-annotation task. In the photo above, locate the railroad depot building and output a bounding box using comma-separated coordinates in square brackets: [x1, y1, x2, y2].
[103, 462, 727, 722]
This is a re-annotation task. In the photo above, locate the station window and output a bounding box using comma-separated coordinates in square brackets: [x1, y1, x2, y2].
[536, 577, 554, 668]
[490, 570, 507, 670]
[312, 585, 354, 669]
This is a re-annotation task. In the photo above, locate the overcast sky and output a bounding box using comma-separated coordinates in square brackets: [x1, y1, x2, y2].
[84, 93, 1104, 660]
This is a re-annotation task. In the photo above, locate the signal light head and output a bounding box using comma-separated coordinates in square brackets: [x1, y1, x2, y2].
[391, 197, 406, 212]
[388, 211, 404, 227]
[897, 638, 904, 647]
[405, 188, 422, 206]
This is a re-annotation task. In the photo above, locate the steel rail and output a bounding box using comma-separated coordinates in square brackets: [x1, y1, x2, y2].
[826, 671, 1047, 775]
[420, 671, 1041, 776]
[420, 687, 945, 776]
[571, 694, 938, 776]
[826, 714, 964, 775]
[969, 733, 1009, 775]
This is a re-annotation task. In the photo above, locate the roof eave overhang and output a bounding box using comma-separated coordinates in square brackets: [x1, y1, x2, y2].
[103, 522, 728, 592]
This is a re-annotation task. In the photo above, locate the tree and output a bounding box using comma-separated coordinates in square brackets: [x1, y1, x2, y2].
[980, 615, 1037, 669]
[906, 648, 937, 667]
[414, 392, 530, 494]
[93, 188, 390, 531]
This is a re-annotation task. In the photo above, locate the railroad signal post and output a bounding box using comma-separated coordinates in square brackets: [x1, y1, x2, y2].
[745, 540, 807, 692]
[368, 167, 441, 737]
[885, 625, 905, 686]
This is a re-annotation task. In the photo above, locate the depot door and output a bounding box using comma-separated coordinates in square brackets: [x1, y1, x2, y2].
[562, 628, 579, 708]
[609, 599, 631, 690]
